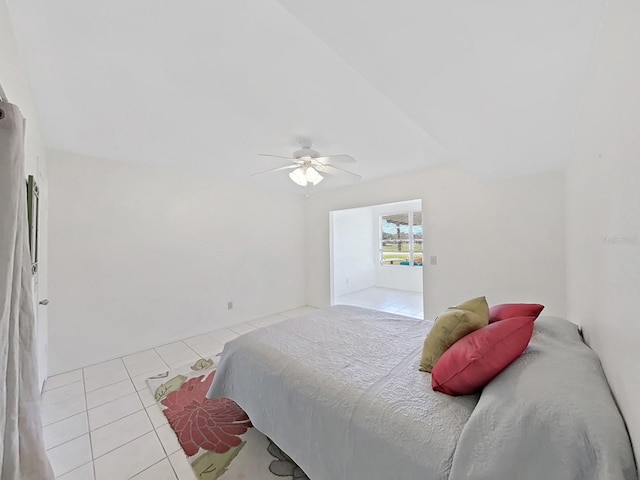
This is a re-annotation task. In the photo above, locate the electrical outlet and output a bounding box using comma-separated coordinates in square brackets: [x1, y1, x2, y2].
[227, 301, 233, 310]
[430, 256, 437, 265]
[346, 278, 349, 284]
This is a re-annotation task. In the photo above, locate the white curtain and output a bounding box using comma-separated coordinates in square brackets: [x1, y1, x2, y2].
[0, 99, 54, 479]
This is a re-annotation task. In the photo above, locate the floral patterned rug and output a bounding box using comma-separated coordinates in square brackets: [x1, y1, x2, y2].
[146, 357, 309, 480]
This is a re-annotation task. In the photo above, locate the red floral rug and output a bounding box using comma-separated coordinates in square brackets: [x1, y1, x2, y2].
[147, 359, 308, 480]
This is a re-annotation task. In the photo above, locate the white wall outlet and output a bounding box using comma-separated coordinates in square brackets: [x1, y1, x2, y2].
[346, 278, 349, 284]
[227, 301, 233, 310]
[430, 256, 437, 265]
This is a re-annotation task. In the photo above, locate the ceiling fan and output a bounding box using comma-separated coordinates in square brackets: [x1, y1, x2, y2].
[253, 140, 361, 187]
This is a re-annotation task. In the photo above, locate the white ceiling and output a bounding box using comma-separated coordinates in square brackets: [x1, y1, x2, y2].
[7, 0, 606, 192]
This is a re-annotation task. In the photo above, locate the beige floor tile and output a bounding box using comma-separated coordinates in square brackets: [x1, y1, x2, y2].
[88, 392, 144, 430]
[86, 379, 135, 410]
[93, 432, 165, 480]
[208, 328, 239, 344]
[168, 450, 196, 480]
[155, 424, 181, 456]
[146, 404, 168, 428]
[123, 350, 168, 377]
[46, 434, 92, 477]
[90, 410, 153, 458]
[84, 367, 130, 393]
[248, 314, 286, 327]
[43, 369, 83, 392]
[43, 412, 88, 450]
[182, 333, 213, 348]
[131, 368, 169, 392]
[41, 381, 85, 407]
[155, 342, 199, 366]
[55, 461, 94, 480]
[279, 306, 317, 318]
[184, 338, 224, 358]
[83, 359, 127, 380]
[228, 322, 256, 335]
[137, 387, 157, 408]
[130, 458, 177, 480]
[41, 395, 86, 427]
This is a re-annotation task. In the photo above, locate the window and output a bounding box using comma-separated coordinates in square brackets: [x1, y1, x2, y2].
[380, 211, 422, 266]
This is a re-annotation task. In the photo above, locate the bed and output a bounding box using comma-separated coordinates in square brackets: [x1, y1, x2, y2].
[207, 305, 637, 480]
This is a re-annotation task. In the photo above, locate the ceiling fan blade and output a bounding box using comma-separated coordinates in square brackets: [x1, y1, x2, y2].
[258, 153, 296, 160]
[315, 154, 356, 164]
[250, 164, 297, 176]
[316, 163, 361, 180]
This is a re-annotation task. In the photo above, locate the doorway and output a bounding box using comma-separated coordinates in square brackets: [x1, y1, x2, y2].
[330, 199, 424, 318]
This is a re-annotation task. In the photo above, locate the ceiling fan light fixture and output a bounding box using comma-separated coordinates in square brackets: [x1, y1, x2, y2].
[288, 166, 324, 186]
[306, 166, 324, 185]
[289, 167, 308, 186]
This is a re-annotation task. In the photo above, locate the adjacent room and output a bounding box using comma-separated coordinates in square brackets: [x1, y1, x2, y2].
[331, 199, 424, 317]
[1, 1, 638, 480]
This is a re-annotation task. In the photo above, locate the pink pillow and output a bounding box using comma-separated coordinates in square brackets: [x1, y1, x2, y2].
[432, 316, 535, 396]
[489, 303, 544, 323]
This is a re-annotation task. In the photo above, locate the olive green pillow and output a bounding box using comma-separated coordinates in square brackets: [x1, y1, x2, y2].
[419, 296, 490, 372]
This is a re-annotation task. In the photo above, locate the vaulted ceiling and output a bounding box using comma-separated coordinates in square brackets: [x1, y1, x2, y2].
[7, 0, 606, 192]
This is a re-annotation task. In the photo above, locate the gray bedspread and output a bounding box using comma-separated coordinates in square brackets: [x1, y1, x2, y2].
[208, 305, 479, 479]
[450, 315, 637, 480]
[208, 306, 638, 480]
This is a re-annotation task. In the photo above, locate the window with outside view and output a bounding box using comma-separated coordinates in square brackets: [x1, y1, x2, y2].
[380, 212, 423, 266]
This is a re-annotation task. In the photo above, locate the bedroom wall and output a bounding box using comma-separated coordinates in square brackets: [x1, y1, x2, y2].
[331, 206, 376, 298]
[48, 151, 307, 374]
[306, 164, 566, 320]
[1, 0, 50, 387]
[565, 0, 640, 462]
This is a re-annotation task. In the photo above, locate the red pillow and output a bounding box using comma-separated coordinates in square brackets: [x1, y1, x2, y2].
[489, 303, 544, 323]
[432, 316, 535, 396]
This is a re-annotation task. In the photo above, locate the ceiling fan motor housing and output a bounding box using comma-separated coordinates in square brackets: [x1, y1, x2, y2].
[293, 148, 320, 159]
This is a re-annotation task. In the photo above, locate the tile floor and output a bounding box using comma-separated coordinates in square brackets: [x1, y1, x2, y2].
[40, 306, 317, 480]
[334, 286, 424, 319]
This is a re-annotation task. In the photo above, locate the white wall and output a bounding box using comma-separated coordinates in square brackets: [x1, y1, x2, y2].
[373, 200, 423, 293]
[1, 0, 50, 387]
[375, 264, 423, 293]
[331, 206, 376, 298]
[307, 164, 566, 320]
[48, 151, 307, 374]
[565, 0, 640, 462]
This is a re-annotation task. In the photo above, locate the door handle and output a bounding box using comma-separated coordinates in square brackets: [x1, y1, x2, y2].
[39, 299, 49, 306]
